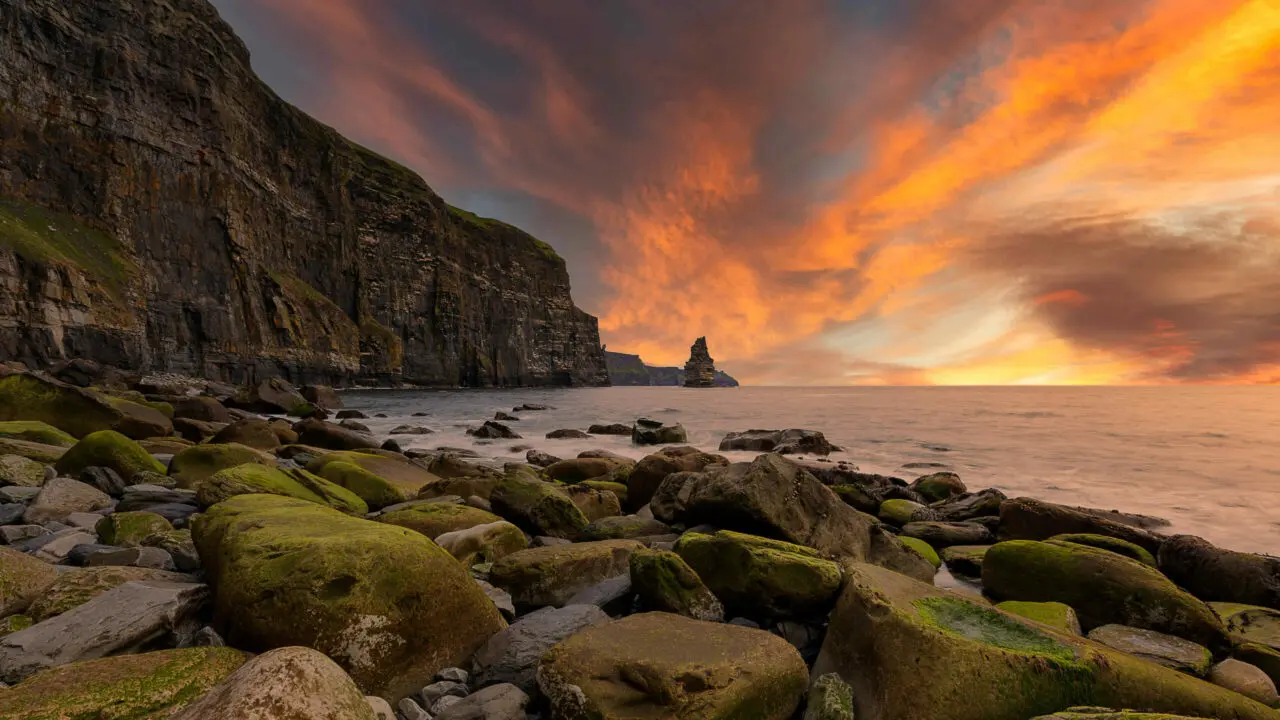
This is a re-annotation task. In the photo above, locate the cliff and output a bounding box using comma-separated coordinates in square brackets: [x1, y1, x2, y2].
[605, 350, 739, 387]
[0, 0, 609, 387]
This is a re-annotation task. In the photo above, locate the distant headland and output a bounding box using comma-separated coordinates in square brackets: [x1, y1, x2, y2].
[605, 337, 739, 387]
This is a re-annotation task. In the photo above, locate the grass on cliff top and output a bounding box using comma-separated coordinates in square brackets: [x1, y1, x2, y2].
[446, 204, 563, 264]
[0, 197, 134, 295]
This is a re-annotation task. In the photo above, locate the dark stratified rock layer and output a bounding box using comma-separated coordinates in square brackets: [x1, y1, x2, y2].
[683, 337, 717, 388]
[604, 351, 739, 387]
[0, 0, 608, 389]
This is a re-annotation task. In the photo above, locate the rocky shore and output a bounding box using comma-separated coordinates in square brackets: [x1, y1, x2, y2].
[0, 363, 1276, 719]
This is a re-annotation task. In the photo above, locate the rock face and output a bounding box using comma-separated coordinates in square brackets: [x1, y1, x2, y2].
[604, 350, 739, 387]
[0, 0, 608, 388]
[682, 337, 718, 388]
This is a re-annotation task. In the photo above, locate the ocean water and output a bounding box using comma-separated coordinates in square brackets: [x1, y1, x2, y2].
[340, 386, 1280, 556]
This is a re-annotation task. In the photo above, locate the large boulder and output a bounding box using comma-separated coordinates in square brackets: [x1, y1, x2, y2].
[489, 469, 589, 540]
[0, 438, 65, 464]
[308, 451, 440, 506]
[902, 521, 994, 548]
[631, 419, 687, 445]
[173, 396, 231, 423]
[302, 384, 344, 410]
[434, 521, 529, 567]
[0, 580, 210, 683]
[173, 646, 376, 719]
[537, 612, 808, 720]
[26, 566, 190, 621]
[192, 494, 506, 701]
[718, 429, 834, 455]
[659, 454, 876, 560]
[629, 547, 724, 621]
[168, 442, 276, 488]
[932, 487, 1006, 521]
[626, 446, 727, 512]
[675, 530, 842, 621]
[210, 418, 281, 450]
[0, 373, 172, 439]
[565, 483, 621, 522]
[999, 498, 1163, 555]
[0, 647, 248, 719]
[1213, 602, 1280, 650]
[23, 477, 112, 524]
[197, 464, 368, 515]
[867, 525, 937, 583]
[53, 430, 166, 482]
[489, 540, 642, 610]
[982, 540, 1229, 652]
[1208, 659, 1279, 706]
[469, 421, 521, 440]
[0, 421, 76, 447]
[908, 471, 967, 502]
[295, 418, 380, 451]
[580, 515, 674, 541]
[1052, 533, 1158, 567]
[378, 502, 504, 539]
[0, 547, 60, 616]
[544, 457, 634, 484]
[471, 604, 611, 692]
[810, 563, 1277, 720]
[1159, 534, 1280, 609]
[230, 377, 314, 416]
[1087, 624, 1213, 677]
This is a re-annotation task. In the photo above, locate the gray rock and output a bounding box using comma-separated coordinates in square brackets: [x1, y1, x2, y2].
[422, 679, 468, 706]
[469, 422, 521, 440]
[525, 450, 561, 468]
[475, 579, 516, 620]
[933, 488, 1007, 521]
[718, 429, 834, 456]
[79, 467, 127, 497]
[435, 683, 530, 720]
[432, 695, 464, 714]
[366, 696, 396, 720]
[29, 529, 97, 563]
[0, 580, 208, 682]
[65, 543, 120, 566]
[23, 478, 112, 524]
[437, 667, 470, 684]
[64, 512, 104, 530]
[398, 697, 431, 720]
[0, 487, 40, 504]
[901, 521, 995, 548]
[0, 504, 27, 525]
[472, 604, 610, 692]
[1087, 624, 1212, 676]
[632, 420, 687, 445]
[127, 503, 199, 525]
[85, 546, 176, 571]
[0, 525, 49, 545]
[565, 573, 632, 611]
[117, 485, 198, 510]
[545, 429, 590, 440]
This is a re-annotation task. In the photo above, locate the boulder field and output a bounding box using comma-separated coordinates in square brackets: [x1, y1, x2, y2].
[0, 370, 1275, 719]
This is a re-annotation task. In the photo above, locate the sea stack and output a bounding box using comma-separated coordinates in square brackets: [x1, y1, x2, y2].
[683, 337, 717, 388]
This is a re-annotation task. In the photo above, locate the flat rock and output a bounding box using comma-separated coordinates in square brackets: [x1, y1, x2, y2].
[85, 545, 176, 570]
[30, 529, 97, 563]
[435, 683, 529, 720]
[1088, 624, 1212, 676]
[23, 478, 111, 524]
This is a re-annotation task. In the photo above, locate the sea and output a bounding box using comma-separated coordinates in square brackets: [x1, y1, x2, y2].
[339, 386, 1280, 556]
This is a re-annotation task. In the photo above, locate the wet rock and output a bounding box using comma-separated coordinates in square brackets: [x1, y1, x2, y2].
[525, 449, 561, 467]
[434, 521, 530, 566]
[538, 612, 808, 720]
[718, 429, 835, 456]
[469, 421, 522, 440]
[998, 497, 1163, 555]
[1088, 624, 1212, 676]
[192, 494, 505, 700]
[587, 423, 631, 435]
[489, 468, 589, 539]
[515, 404, 552, 412]
[489, 540, 642, 610]
[1053, 533, 1158, 566]
[878, 498, 935, 526]
[174, 646, 376, 719]
[626, 446, 728, 512]
[494, 412, 521, 422]
[909, 471, 967, 502]
[676, 530, 843, 621]
[933, 488, 1007, 521]
[210, 418, 282, 450]
[1159, 534, 1280, 608]
[294, 418, 380, 451]
[1208, 659, 1279, 706]
[902, 521, 995, 548]
[0, 580, 208, 683]
[391, 425, 434, 435]
[630, 547, 724, 621]
[983, 540, 1229, 651]
[995, 601, 1082, 635]
[340, 419, 372, 433]
[632, 419, 687, 445]
[805, 673, 855, 720]
[337, 410, 369, 420]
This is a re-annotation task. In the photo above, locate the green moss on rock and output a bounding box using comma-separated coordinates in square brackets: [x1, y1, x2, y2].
[996, 600, 1083, 635]
[1051, 533, 1158, 567]
[198, 464, 367, 515]
[378, 502, 503, 539]
[0, 614, 32, 637]
[489, 470, 589, 539]
[432, 520, 528, 567]
[0, 547, 60, 617]
[0, 454, 46, 487]
[489, 539, 642, 609]
[0, 421, 76, 448]
[674, 530, 842, 621]
[95, 511, 174, 547]
[53, 429, 165, 481]
[0, 374, 123, 439]
[900, 536, 941, 568]
[629, 547, 724, 621]
[879, 498, 928, 526]
[192, 494, 505, 700]
[0, 438, 66, 464]
[314, 460, 408, 510]
[307, 451, 437, 501]
[0, 646, 248, 720]
[169, 442, 276, 489]
[27, 566, 190, 622]
[0, 197, 135, 298]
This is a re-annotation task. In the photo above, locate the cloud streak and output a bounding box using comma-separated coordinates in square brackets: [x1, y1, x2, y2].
[210, 0, 1280, 384]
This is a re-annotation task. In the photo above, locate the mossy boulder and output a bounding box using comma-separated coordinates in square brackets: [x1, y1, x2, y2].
[308, 451, 438, 507]
[168, 442, 276, 489]
[997, 601, 1082, 635]
[1033, 711, 1222, 719]
[489, 469, 589, 540]
[489, 540, 642, 610]
[377, 502, 503, 539]
[53, 429, 166, 481]
[902, 521, 994, 548]
[211, 418, 281, 450]
[899, 536, 941, 568]
[579, 514, 674, 541]
[941, 544, 991, 577]
[675, 530, 843, 621]
[982, 540, 1229, 652]
[868, 526, 937, 583]
[580, 479, 628, 506]
[172, 646, 376, 720]
[1088, 624, 1213, 677]
[999, 497, 1163, 555]
[810, 562, 1277, 720]
[0, 547, 60, 616]
[544, 457, 634, 484]
[0, 373, 172, 439]
[95, 511, 174, 547]
[26, 566, 190, 622]
[1052, 533, 1157, 567]
[0, 614, 32, 637]
[198, 464, 368, 515]
[0, 438, 65, 463]
[173, 396, 231, 423]
[909, 471, 967, 502]
[0, 647, 249, 720]
[1159, 535, 1280, 609]
[137, 437, 194, 454]
[0, 454, 46, 487]
[0, 421, 75, 447]
[629, 548, 724, 621]
[433, 520, 529, 567]
[878, 498, 933, 526]
[537, 612, 808, 720]
[565, 483, 622, 522]
[192, 494, 506, 701]
[1211, 602, 1280, 650]
[626, 446, 728, 512]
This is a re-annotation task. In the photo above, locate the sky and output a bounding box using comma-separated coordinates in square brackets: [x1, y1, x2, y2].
[209, 0, 1280, 385]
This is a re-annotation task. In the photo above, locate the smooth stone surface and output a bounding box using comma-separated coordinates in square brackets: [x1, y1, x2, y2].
[435, 683, 530, 720]
[472, 604, 611, 693]
[23, 478, 111, 524]
[85, 545, 176, 570]
[1088, 624, 1212, 677]
[172, 646, 377, 719]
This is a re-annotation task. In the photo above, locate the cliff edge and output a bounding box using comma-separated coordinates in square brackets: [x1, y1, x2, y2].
[0, 0, 609, 387]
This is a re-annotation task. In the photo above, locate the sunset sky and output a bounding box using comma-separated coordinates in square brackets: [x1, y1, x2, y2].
[210, 0, 1280, 386]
